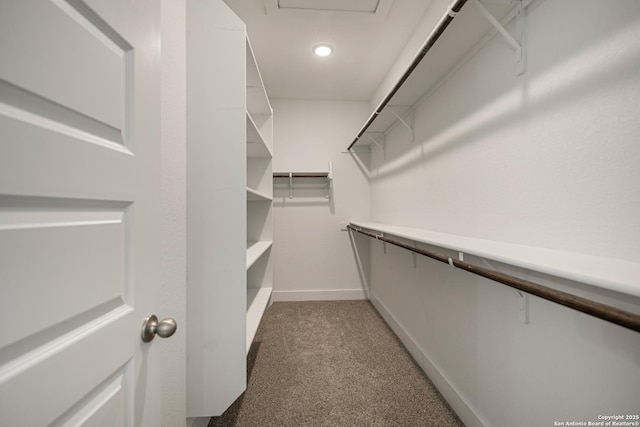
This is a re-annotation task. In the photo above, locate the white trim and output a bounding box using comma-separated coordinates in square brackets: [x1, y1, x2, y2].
[271, 289, 367, 302]
[370, 295, 487, 427]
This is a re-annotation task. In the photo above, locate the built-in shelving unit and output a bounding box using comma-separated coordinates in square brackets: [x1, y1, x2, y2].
[348, 0, 524, 151]
[186, 0, 273, 420]
[245, 35, 274, 355]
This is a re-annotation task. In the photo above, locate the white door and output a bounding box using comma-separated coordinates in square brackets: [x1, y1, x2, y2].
[0, 0, 165, 425]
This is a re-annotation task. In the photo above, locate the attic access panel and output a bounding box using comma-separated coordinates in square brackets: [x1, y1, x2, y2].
[265, 0, 394, 20]
[278, 0, 379, 12]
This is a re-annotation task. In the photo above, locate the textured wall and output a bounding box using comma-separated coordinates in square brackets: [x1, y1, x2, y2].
[366, 0, 640, 426]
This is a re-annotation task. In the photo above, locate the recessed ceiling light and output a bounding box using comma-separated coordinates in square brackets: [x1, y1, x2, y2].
[313, 44, 333, 57]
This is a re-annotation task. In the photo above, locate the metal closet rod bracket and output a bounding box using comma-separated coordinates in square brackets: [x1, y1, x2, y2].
[289, 172, 293, 199]
[472, 0, 526, 75]
[326, 161, 333, 199]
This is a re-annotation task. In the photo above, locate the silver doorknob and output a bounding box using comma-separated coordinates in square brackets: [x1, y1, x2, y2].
[141, 314, 177, 343]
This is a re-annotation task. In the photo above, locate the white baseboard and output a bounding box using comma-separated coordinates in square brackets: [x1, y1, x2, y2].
[272, 289, 367, 302]
[369, 295, 486, 427]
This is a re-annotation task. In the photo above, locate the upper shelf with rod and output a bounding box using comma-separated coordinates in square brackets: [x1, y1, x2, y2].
[348, 222, 640, 333]
[347, 0, 526, 151]
[273, 161, 333, 199]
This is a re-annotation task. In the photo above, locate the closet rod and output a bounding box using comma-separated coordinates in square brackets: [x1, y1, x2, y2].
[347, 225, 640, 333]
[347, 0, 468, 151]
[273, 173, 329, 178]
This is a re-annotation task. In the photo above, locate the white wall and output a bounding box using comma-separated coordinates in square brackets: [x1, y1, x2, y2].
[271, 99, 371, 300]
[364, 0, 640, 426]
[369, 0, 451, 111]
[160, 1, 187, 426]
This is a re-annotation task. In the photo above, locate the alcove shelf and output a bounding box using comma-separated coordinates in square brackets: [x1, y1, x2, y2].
[273, 162, 333, 199]
[272, 172, 330, 178]
[348, 0, 524, 150]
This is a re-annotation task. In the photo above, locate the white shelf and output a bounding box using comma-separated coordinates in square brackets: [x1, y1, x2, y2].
[246, 112, 272, 158]
[350, 221, 640, 298]
[273, 172, 330, 178]
[246, 241, 272, 270]
[245, 34, 273, 357]
[246, 286, 273, 353]
[246, 187, 272, 201]
[246, 37, 272, 116]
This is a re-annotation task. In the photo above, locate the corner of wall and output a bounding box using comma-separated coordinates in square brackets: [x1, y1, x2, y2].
[370, 296, 487, 427]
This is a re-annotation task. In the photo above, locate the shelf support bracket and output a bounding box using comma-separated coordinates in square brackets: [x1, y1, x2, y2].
[326, 161, 333, 199]
[516, 290, 529, 324]
[288, 172, 293, 199]
[388, 106, 415, 143]
[366, 133, 386, 159]
[412, 243, 417, 269]
[472, 0, 526, 75]
[366, 133, 384, 151]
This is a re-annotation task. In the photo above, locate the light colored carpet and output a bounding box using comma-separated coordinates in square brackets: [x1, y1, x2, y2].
[209, 300, 464, 427]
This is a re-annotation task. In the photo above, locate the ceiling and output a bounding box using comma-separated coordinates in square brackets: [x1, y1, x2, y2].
[223, 0, 435, 101]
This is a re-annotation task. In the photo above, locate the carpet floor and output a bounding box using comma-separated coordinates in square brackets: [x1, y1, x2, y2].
[209, 300, 464, 427]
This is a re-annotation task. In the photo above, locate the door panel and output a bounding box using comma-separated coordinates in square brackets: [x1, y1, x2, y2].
[0, 0, 129, 131]
[1, 308, 134, 426]
[51, 366, 130, 427]
[0, 200, 127, 351]
[0, 0, 161, 425]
